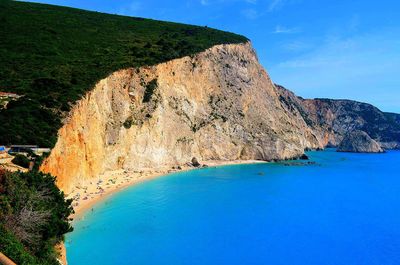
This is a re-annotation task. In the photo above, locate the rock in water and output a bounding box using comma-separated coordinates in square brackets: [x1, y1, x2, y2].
[299, 154, 309, 160]
[337, 131, 384, 153]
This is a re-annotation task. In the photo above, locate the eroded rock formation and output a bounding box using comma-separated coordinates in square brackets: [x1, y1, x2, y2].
[275, 85, 400, 150]
[41, 42, 399, 192]
[337, 131, 384, 153]
[41, 42, 322, 193]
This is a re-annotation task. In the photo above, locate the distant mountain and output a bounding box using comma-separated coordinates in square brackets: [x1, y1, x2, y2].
[385, 112, 400, 127]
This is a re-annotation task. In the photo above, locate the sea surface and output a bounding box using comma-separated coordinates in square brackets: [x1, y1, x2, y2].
[66, 149, 400, 265]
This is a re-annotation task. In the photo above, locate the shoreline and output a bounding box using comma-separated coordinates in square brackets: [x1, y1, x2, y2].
[69, 159, 266, 218]
[60, 160, 266, 265]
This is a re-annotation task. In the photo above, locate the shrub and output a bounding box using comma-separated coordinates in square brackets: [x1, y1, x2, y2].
[0, 225, 42, 265]
[142, 79, 158, 103]
[123, 117, 133, 129]
[11, 154, 31, 168]
[0, 169, 73, 264]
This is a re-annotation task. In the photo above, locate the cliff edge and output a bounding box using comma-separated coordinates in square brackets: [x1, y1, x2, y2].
[41, 42, 322, 193]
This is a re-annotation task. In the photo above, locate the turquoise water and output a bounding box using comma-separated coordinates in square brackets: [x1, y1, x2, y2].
[66, 149, 400, 265]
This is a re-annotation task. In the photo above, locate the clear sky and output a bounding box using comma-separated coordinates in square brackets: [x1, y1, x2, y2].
[24, 0, 400, 112]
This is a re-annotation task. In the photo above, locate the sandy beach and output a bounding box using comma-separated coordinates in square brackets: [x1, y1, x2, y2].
[69, 160, 266, 218]
[56, 159, 265, 264]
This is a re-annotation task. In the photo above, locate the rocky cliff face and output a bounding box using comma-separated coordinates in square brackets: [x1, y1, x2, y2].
[337, 130, 384, 153]
[385, 112, 400, 128]
[302, 99, 400, 149]
[275, 85, 400, 150]
[41, 42, 322, 193]
[41, 42, 400, 193]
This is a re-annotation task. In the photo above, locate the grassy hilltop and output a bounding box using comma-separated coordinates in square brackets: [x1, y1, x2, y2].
[0, 0, 247, 147]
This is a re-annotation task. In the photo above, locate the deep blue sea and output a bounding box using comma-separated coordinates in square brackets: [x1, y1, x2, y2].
[66, 149, 400, 265]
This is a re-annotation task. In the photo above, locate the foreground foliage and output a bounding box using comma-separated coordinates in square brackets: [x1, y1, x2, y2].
[11, 154, 31, 169]
[0, 0, 247, 147]
[0, 169, 73, 264]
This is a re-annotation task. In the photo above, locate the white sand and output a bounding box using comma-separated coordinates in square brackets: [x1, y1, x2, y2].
[69, 160, 265, 217]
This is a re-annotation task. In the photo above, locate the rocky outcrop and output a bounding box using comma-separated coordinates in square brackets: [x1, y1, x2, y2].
[275, 85, 400, 149]
[191, 157, 201, 167]
[40, 42, 399, 193]
[41, 42, 322, 193]
[303, 99, 400, 149]
[385, 112, 400, 126]
[337, 131, 384, 153]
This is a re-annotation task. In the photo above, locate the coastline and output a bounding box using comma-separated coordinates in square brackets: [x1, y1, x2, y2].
[69, 160, 266, 218]
[60, 160, 265, 265]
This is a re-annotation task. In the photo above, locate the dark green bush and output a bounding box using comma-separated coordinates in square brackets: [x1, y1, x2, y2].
[11, 154, 31, 168]
[143, 79, 158, 103]
[123, 117, 133, 129]
[0, 169, 73, 264]
[0, 225, 43, 265]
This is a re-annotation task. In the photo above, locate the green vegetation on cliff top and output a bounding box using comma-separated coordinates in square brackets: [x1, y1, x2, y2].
[0, 0, 247, 147]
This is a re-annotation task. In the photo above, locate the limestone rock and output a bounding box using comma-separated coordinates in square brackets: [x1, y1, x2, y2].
[191, 157, 200, 167]
[40, 42, 397, 193]
[337, 131, 384, 153]
[275, 85, 400, 149]
[40, 42, 322, 193]
[299, 154, 309, 160]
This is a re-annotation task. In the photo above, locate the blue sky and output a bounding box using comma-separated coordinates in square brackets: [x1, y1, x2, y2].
[25, 0, 400, 112]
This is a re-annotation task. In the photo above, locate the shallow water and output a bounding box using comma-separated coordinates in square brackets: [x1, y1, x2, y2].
[66, 149, 400, 265]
